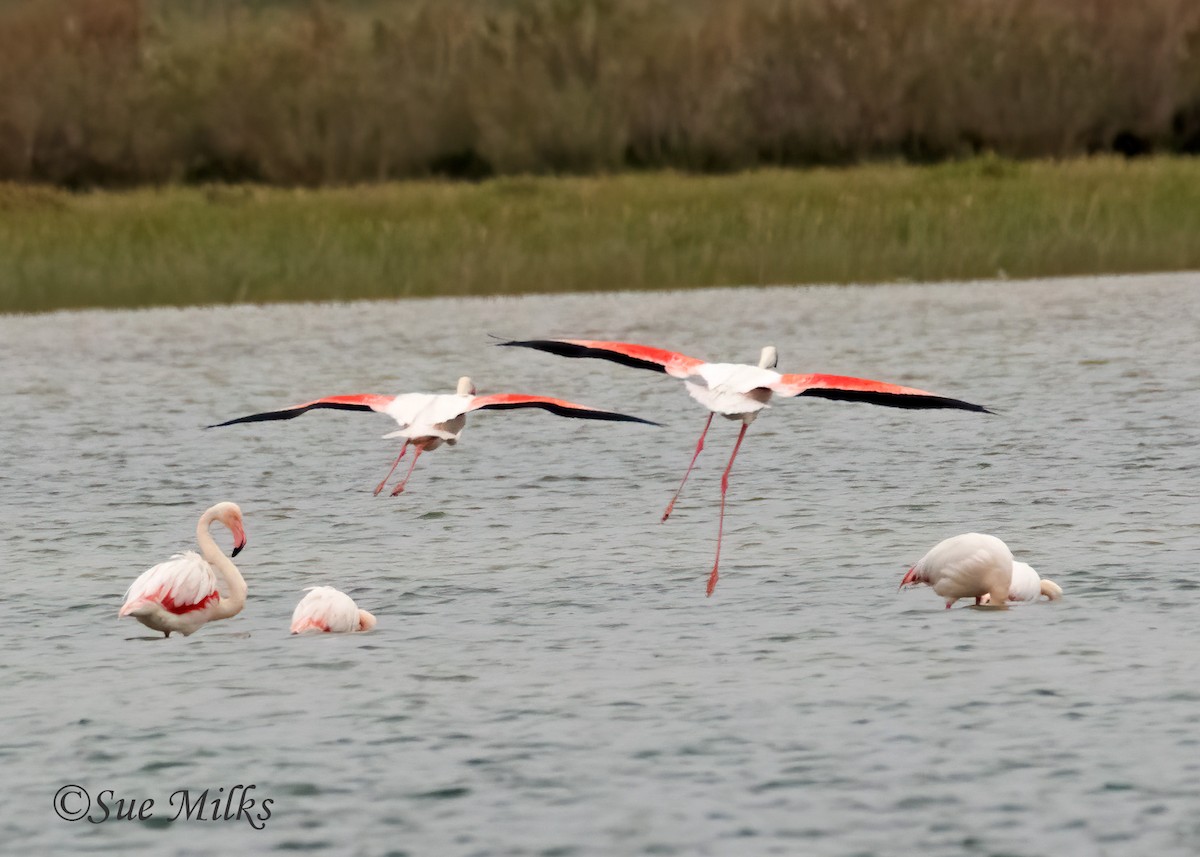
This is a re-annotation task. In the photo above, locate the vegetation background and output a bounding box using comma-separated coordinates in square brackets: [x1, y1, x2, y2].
[3, 0, 1200, 312]
[2, 0, 1199, 187]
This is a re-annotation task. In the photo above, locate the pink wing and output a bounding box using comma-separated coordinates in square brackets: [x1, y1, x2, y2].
[770, 374, 989, 413]
[499, 339, 705, 379]
[120, 553, 220, 616]
[209, 394, 396, 428]
[467, 393, 658, 425]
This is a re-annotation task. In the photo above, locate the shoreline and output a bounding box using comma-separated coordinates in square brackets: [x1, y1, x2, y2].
[5, 158, 1200, 315]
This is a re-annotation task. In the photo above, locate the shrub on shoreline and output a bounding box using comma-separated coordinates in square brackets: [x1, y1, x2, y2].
[1, 0, 1199, 187]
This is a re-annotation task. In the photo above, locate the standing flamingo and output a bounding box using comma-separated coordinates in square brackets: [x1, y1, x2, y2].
[119, 502, 248, 637]
[500, 339, 989, 595]
[980, 560, 1063, 604]
[211, 376, 656, 496]
[898, 532, 1013, 609]
[290, 587, 377, 634]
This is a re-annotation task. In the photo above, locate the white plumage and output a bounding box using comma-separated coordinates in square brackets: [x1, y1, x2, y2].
[382, 392, 475, 443]
[983, 560, 1063, 604]
[290, 586, 377, 634]
[900, 532, 1014, 609]
[118, 502, 248, 637]
[123, 552, 218, 611]
[684, 362, 779, 418]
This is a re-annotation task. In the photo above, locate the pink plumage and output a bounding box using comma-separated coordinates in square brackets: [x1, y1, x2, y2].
[119, 502, 248, 637]
[501, 338, 988, 596]
[290, 587, 376, 634]
[212, 375, 654, 496]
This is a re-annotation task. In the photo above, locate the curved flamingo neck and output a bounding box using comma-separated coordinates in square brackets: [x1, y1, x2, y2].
[195, 507, 247, 620]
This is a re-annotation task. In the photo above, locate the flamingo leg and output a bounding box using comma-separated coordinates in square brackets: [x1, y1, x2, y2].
[390, 446, 425, 496]
[374, 441, 410, 496]
[662, 413, 714, 522]
[707, 422, 749, 597]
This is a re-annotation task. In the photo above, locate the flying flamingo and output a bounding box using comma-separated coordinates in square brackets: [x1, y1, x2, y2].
[211, 376, 656, 496]
[979, 560, 1063, 605]
[898, 532, 1014, 609]
[499, 339, 989, 595]
[290, 587, 377, 634]
[119, 502, 248, 637]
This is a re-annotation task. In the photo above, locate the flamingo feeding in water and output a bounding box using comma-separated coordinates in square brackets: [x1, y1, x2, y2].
[290, 587, 377, 634]
[979, 560, 1063, 605]
[499, 338, 989, 595]
[119, 502, 248, 637]
[211, 376, 656, 496]
[898, 532, 1014, 609]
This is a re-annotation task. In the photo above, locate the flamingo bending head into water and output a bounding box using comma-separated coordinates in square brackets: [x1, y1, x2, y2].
[899, 532, 1013, 609]
[500, 339, 989, 595]
[211, 376, 656, 496]
[290, 587, 377, 634]
[119, 502, 247, 637]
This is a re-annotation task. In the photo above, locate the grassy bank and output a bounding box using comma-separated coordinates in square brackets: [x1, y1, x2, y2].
[4, 157, 1200, 314]
[1, 0, 1199, 186]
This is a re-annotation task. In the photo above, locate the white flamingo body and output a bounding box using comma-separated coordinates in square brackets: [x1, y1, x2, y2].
[501, 338, 988, 595]
[119, 502, 248, 637]
[685, 362, 778, 418]
[212, 375, 655, 496]
[900, 532, 1014, 609]
[381, 389, 475, 447]
[981, 560, 1063, 604]
[290, 587, 377, 634]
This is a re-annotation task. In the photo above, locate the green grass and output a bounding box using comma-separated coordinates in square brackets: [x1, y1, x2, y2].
[4, 157, 1200, 314]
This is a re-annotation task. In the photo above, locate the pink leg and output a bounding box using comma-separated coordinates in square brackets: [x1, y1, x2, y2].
[707, 422, 749, 597]
[374, 441, 410, 495]
[662, 413, 714, 522]
[390, 446, 424, 496]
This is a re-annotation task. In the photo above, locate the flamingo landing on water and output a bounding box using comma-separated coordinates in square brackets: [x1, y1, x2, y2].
[119, 502, 248, 637]
[210, 376, 656, 496]
[500, 339, 990, 596]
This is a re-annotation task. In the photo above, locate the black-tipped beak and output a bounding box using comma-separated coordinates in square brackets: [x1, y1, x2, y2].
[231, 543, 245, 558]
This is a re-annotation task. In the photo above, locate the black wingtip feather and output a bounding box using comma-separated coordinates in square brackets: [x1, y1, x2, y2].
[475, 400, 660, 426]
[798, 388, 992, 413]
[207, 401, 376, 428]
[498, 339, 670, 374]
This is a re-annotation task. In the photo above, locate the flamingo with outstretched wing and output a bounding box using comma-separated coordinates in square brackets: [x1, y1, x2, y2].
[211, 376, 657, 496]
[500, 339, 989, 595]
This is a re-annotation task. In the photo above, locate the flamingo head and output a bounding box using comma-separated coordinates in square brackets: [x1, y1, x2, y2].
[456, 376, 477, 396]
[758, 346, 778, 369]
[898, 565, 920, 591]
[357, 609, 377, 631]
[213, 502, 247, 557]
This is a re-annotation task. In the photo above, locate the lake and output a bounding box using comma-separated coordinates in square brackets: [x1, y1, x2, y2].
[2, 274, 1199, 856]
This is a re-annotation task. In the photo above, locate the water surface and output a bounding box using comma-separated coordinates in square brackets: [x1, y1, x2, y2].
[2, 274, 1199, 855]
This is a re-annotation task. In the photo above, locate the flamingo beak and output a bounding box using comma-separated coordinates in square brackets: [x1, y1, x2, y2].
[898, 567, 917, 591]
[230, 520, 247, 557]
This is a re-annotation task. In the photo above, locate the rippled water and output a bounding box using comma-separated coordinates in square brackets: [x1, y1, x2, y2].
[3, 274, 1199, 856]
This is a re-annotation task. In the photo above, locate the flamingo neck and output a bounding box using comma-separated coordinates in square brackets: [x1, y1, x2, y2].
[195, 508, 247, 621]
